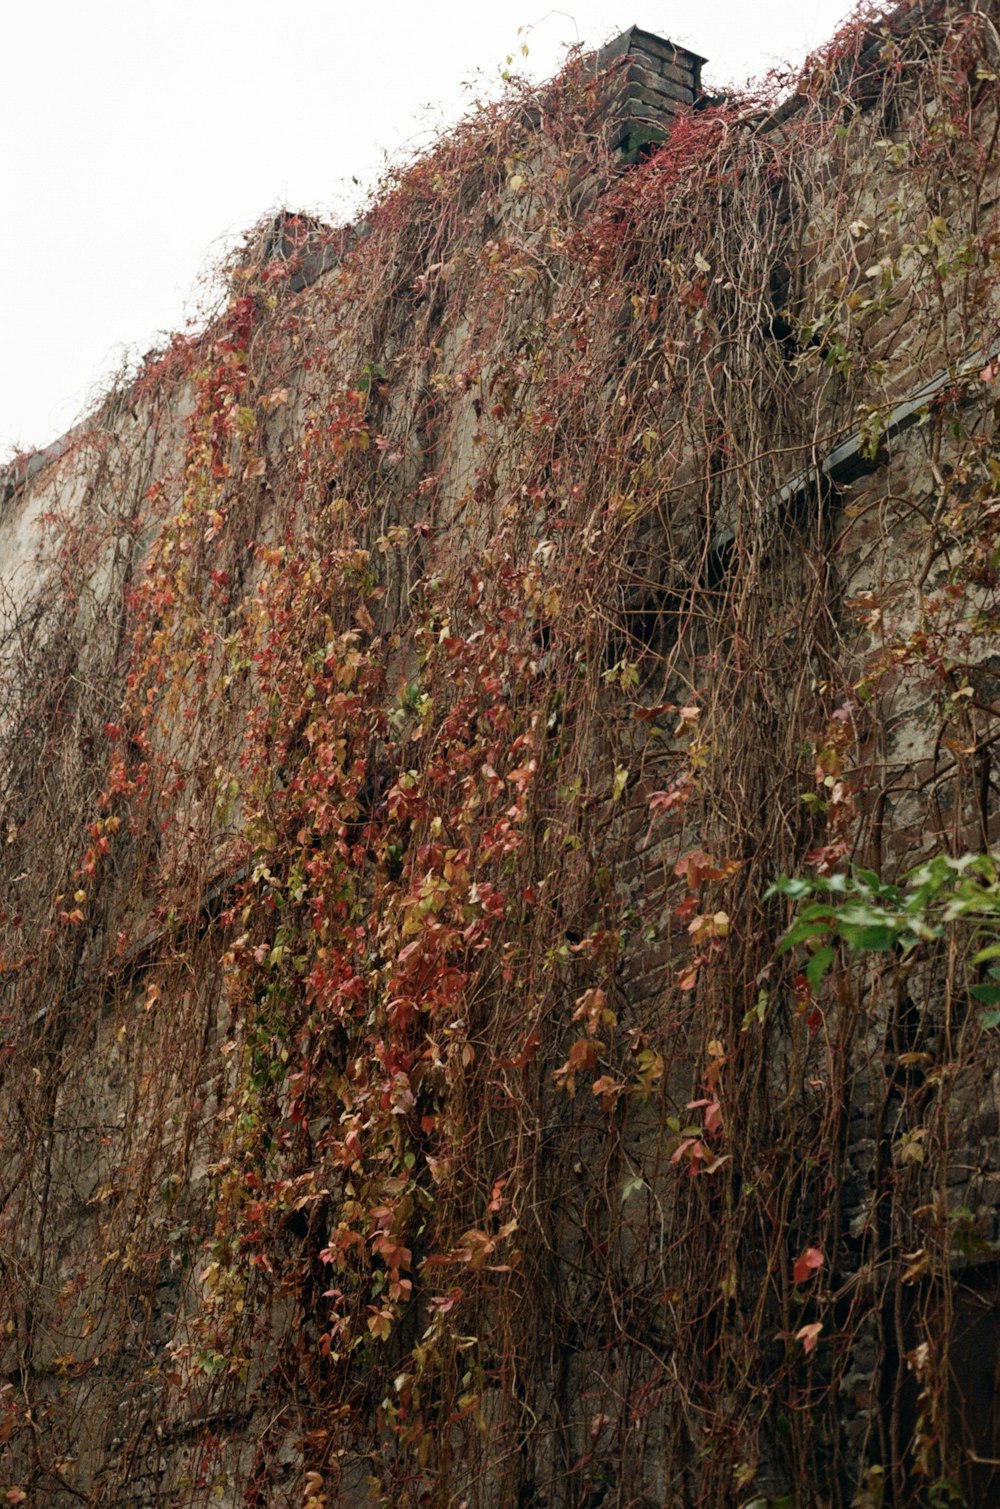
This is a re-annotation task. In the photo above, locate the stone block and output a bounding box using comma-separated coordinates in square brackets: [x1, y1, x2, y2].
[630, 26, 705, 71]
[626, 65, 696, 108]
[649, 57, 701, 92]
[594, 26, 702, 94]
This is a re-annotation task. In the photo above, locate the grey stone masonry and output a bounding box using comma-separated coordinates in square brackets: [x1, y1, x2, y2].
[593, 25, 706, 157]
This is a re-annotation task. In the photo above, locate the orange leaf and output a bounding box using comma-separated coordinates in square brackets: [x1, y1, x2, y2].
[591, 1074, 625, 1110]
[796, 1321, 823, 1353]
[793, 1247, 825, 1285]
[366, 1307, 393, 1341]
[553, 1037, 598, 1095]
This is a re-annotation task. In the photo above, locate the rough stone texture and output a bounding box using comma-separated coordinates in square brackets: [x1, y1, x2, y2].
[3, 8, 1000, 1506]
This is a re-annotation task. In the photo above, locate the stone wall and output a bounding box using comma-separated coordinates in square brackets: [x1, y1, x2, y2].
[3, 6, 1000, 1506]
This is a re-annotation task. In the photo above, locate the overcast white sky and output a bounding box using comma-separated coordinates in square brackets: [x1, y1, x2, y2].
[1, 0, 858, 457]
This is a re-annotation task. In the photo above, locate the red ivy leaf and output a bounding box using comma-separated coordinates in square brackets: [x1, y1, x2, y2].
[793, 1247, 825, 1285]
[796, 1321, 823, 1353]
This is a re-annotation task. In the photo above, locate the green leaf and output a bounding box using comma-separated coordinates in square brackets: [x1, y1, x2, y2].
[775, 921, 832, 955]
[969, 983, 1000, 1005]
[740, 989, 768, 1031]
[806, 945, 835, 990]
[979, 1009, 1000, 1029]
[798, 902, 843, 923]
[621, 1174, 646, 1205]
[841, 923, 897, 952]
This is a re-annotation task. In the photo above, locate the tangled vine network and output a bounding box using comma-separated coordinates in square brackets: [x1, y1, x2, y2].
[3, 2, 1000, 1505]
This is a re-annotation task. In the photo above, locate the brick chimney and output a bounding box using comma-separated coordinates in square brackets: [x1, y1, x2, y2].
[594, 26, 706, 158]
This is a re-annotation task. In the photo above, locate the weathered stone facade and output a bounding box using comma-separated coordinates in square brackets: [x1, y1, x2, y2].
[3, 5, 1000, 1505]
